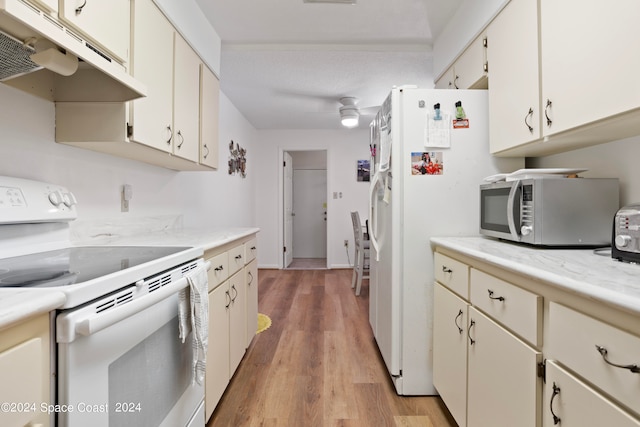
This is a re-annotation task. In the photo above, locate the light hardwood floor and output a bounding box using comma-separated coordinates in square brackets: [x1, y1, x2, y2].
[207, 268, 457, 427]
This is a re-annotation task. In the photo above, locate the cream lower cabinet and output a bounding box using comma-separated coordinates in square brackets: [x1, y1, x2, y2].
[0, 314, 51, 427]
[204, 235, 258, 421]
[543, 361, 640, 427]
[433, 253, 542, 427]
[433, 246, 640, 426]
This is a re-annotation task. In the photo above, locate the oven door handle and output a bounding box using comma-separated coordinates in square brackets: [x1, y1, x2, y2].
[72, 261, 211, 340]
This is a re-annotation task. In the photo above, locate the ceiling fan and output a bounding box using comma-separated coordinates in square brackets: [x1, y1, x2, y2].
[339, 97, 379, 129]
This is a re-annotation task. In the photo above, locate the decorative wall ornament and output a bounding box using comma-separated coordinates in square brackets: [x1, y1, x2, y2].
[228, 140, 247, 178]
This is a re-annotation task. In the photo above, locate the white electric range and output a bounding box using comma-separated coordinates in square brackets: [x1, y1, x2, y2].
[0, 176, 206, 427]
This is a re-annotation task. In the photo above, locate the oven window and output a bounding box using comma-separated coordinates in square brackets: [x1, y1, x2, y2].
[481, 187, 512, 233]
[108, 315, 192, 427]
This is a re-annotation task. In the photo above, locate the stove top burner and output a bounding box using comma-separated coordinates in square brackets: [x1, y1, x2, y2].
[0, 246, 191, 289]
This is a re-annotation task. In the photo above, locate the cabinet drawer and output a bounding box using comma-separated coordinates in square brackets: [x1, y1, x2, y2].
[544, 361, 640, 427]
[245, 237, 257, 263]
[548, 303, 640, 416]
[434, 253, 469, 299]
[470, 269, 542, 347]
[207, 252, 228, 291]
[228, 244, 245, 275]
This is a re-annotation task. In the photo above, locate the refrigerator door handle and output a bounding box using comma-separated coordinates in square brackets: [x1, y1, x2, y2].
[369, 171, 382, 261]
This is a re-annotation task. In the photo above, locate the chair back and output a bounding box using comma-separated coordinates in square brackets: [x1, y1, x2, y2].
[351, 211, 363, 246]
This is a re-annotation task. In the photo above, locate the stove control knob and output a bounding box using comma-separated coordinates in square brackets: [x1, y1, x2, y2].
[615, 234, 632, 248]
[521, 225, 533, 236]
[62, 192, 77, 208]
[48, 190, 63, 206]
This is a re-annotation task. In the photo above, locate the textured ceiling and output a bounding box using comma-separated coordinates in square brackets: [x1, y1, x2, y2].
[195, 0, 463, 130]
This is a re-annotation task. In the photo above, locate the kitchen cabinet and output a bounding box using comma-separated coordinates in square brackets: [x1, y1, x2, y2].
[488, 0, 640, 156]
[433, 253, 542, 427]
[434, 33, 488, 90]
[200, 64, 220, 169]
[0, 314, 51, 427]
[432, 240, 640, 426]
[486, 0, 540, 154]
[204, 235, 258, 421]
[55, 0, 220, 171]
[543, 361, 640, 427]
[58, 0, 130, 63]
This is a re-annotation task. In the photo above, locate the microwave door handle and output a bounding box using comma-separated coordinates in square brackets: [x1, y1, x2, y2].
[506, 180, 521, 241]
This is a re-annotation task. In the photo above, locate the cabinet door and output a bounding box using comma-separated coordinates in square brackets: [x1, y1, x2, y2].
[544, 361, 640, 427]
[540, 0, 640, 137]
[59, 0, 130, 62]
[245, 259, 258, 348]
[486, 0, 541, 154]
[130, 0, 174, 153]
[205, 283, 230, 421]
[228, 270, 247, 377]
[433, 283, 469, 427]
[435, 65, 455, 89]
[455, 34, 488, 89]
[467, 307, 542, 427]
[200, 64, 219, 169]
[173, 34, 201, 162]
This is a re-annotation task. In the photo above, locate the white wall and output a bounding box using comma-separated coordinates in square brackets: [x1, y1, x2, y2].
[528, 135, 640, 207]
[253, 129, 371, 269]
[0, 84, 256, 231]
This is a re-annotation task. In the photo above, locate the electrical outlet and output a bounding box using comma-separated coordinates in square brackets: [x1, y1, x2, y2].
[344, 240, 349, 247]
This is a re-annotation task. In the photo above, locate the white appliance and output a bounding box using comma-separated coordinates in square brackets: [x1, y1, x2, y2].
[368, 87, 523, 395]
[0, 175, 206, 426]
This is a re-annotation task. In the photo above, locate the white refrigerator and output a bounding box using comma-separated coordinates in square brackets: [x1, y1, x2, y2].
[368, 87, 523, 395]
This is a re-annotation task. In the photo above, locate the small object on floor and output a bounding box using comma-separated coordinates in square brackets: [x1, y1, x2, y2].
[257, 313, 272, 334]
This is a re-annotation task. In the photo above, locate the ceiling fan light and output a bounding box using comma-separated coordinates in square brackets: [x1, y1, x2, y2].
[341, 113, 359, 128]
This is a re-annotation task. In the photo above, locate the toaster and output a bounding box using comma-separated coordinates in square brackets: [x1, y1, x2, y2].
[612, 203, 640, 263]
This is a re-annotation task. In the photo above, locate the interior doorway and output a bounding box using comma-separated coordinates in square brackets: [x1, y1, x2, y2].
[283, 150, 328, 269]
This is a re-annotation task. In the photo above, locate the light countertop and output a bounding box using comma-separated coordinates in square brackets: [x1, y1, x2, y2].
[431, 236, 640, 316]
[0, 227, 259, 330]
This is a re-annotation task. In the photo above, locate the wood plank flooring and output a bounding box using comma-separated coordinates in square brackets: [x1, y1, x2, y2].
[207, 268, 457, 427]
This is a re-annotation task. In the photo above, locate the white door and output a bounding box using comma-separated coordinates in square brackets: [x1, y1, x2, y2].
[292, 169, 327, 258]
[283, 152, 294, 268]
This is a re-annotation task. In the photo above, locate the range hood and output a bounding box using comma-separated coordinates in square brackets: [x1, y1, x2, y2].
[0, 0, 146, 102]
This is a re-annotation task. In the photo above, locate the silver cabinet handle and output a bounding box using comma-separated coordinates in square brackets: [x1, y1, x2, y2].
[487, 289, 505, 302]
[177, 130, 184, 148]
[75, 0, 87, 14]
[203, 144, 209, 159]
[166, 125, 172, 145]
[544, 99, 553, 127]
[454, 309, 463, 334]
[248, 271, 253, 286]
[550, 382, 561, 425]
[524, 108, 534, 133]
[595, 345, 640, 373]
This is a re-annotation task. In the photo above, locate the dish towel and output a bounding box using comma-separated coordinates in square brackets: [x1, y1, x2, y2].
[178, 264, 209, 386]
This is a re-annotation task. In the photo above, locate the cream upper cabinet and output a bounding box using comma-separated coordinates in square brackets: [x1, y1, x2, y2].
[172, 34, 201, 163]
[200, 64, 220, 169]
[434, 34, 488, 90]
[58, 0, 130, 63]
[455, 33, 488, 90]
[30, 0, 57, 12]
[539, 0, 640, 137]
[486, 0, 541, 154]
[130, 0, 174, 154]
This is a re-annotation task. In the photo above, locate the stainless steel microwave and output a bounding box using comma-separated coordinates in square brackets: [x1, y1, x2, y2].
[479, 177, 619, 246]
